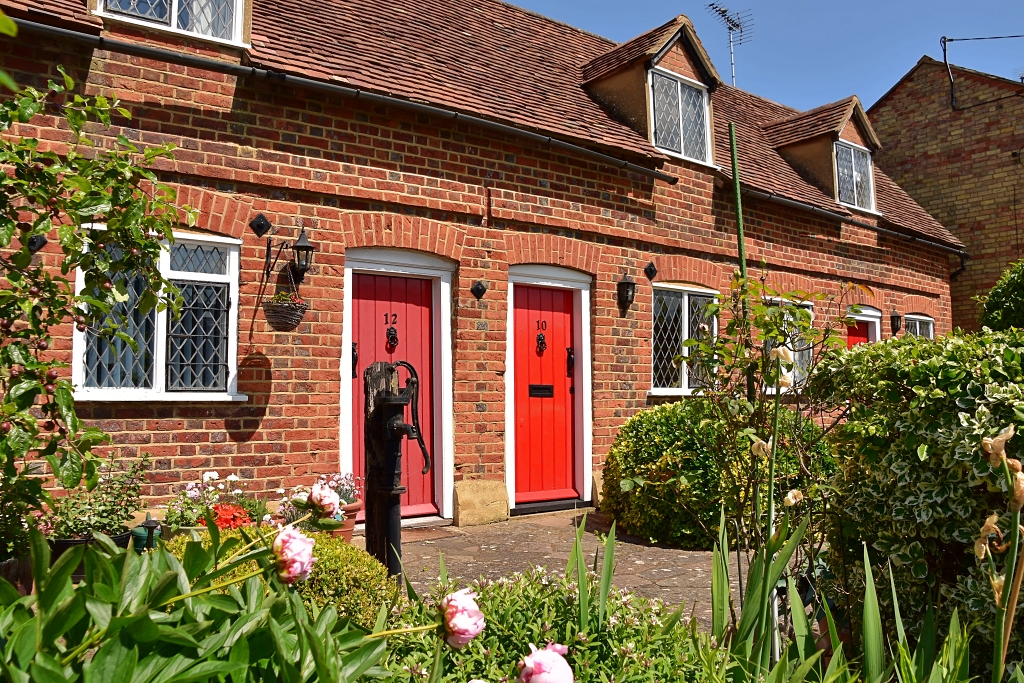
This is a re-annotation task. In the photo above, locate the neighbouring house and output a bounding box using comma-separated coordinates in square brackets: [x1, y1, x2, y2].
[0, 0, 963, 524]
[870, 56, 1024, 331]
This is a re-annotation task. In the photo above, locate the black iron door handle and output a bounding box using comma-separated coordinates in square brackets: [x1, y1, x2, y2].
[352, 342, 358, 379]
[566, 347, 574, 378]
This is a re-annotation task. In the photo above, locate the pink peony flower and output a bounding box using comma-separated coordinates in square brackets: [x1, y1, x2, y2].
[310, 482, 340, 518]
[518, 643, 574, 683]
[272, 526, 315, 584]
[441, 588, 486, 648]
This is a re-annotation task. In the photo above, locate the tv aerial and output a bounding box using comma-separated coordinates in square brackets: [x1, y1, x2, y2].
[706, 3, 753, 86]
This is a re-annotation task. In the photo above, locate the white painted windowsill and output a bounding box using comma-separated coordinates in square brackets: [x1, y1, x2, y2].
[74, 391, 249, 402]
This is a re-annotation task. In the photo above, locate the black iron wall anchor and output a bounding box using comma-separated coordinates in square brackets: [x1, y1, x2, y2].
[363, 360, 431, 577]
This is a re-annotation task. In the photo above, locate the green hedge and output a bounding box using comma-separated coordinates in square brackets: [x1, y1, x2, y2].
[165, 529, 397, 627]
[809, 330, 1024, 674]
[601, 397, 832, 549]
[978, 259, 1024, 330]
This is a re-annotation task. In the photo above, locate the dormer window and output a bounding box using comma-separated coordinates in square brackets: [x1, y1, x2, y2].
[650, 69, 710, 164]
[835, 142, 874, 211]
[101, 0, 244, 43]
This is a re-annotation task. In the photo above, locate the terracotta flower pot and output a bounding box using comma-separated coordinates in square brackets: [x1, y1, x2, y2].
[50, 529, 132, 581]
[331, 499, 363, 543]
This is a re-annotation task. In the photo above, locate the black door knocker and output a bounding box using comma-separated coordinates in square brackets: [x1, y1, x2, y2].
[536, 332, 547, 352]
[386, 326, 399, 350]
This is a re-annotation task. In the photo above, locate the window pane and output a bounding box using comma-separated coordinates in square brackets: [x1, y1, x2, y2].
[105, 0, 170, 23]
[651, 73, 682, 154]
[84, 274, 156, 389]
[653, 290, 684, 388]
[907, 319, 934, 339]
[836, 144, 856, 205]
[166, 282, 229, 391]
[177, 0, 234, 39]
[680, 82, 708, 162]
[853, 148, 873, 210]
[685, 294, 714, 389]
[170, 243, 227, 275]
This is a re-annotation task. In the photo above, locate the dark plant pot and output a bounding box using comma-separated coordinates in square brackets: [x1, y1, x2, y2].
[331, 499, 362, 543]
[50, 530, 132, 581]
[0, 556, 33, 596]
[262, 300, 309, 331]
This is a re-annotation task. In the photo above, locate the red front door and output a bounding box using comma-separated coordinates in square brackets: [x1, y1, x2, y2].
[513, 285, 577, 503]
[848, 321, 870, 348]
[351, 273, 437, 517]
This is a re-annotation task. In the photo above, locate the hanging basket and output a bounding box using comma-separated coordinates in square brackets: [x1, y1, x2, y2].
[262, 300, 309, 331]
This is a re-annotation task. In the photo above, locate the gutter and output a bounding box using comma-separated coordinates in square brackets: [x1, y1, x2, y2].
[741, 187, 970, 280]
[11, 18, 680, 186]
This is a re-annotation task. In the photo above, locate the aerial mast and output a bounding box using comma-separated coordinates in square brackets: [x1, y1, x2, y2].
[706, 4, 753, 86]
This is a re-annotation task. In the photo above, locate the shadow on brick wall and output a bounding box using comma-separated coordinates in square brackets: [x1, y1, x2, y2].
[228, 351, 272, 442]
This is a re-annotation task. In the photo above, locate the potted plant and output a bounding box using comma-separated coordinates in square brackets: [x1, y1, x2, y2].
[0, 465, 37, 595]
[279, 473, 361, 542]
[41, 456, 146, 576]
[162, 471, 269, 538]
[262, 290, 308, 331]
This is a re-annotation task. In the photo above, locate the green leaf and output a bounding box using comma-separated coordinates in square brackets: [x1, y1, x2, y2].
[181, 541, 213, 583]
[0, 10, 18, 37]
[58, 450, 83, 490]
[916, 444, 928, 461]
[711, 510, 730, 645]
[862, 544, 885, 683]
[28, 654, 70, 683]
[83, 633, 138, 683]
[619, 478, 634, 492]
[39, 545, 83, 614]
[598, 521, 615, 629]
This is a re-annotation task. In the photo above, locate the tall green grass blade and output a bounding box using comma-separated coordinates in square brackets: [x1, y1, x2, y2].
[915, 602, 936, 682]
[712, 548, 730, 643]
[862, 544, 885, 683]
[575, 514, 589, 633]
[735, 547, 766, 643]
[438, 553, 448, 586]
[822, 596, 841, 655]
[889, 564, 907, 649]
[787, 575, 814, 662]
[598, 522, 616, 628]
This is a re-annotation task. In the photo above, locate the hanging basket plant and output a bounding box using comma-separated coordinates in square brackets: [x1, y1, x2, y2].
[263, 291, 309, 331]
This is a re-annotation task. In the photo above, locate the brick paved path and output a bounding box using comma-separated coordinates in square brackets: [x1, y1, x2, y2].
[356, 509, 744, 628]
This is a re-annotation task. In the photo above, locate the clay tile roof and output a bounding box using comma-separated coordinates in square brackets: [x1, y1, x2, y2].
[580, 14, 722, 87]
[0, 0, 99, 30]
[713, 85, 962, 249]
[761, 95, 882, 150]
[580, 15, 682, 83]
[246, 0, 661, 159]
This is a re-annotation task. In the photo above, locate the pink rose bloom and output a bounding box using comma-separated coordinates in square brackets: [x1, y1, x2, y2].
[518, 643, 574, 683]
[272, 526, 315, 584]
[441, 588, 486, 648]
[310, 482, 340, 518]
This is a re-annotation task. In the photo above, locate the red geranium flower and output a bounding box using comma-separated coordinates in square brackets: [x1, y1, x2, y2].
[199, 503, 252, 530]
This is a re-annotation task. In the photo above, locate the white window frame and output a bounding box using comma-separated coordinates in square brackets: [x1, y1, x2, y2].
[647, 66, 716, 168]
[650, 283, 719, 397]
[904, 314, 935, 340]
[846, 305, 882, 344]
[93, 0, 249, 48]
[72, 230, 246, 402]
[834, 140, 877, 213]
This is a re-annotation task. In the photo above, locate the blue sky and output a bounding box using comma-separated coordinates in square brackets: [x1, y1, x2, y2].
[515, 0, 1023, 111]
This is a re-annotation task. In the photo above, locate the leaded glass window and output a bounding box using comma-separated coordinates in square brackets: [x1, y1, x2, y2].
[652, 288, 716, 392]
[103, 0, 240, 41]
[835, 142, 874, 210]
[167, 282, 229, 390]
[84, 273, 156, 389]
[650, 70, 710, 163]
[76, 236, 239, 399]
[905, 316, 934, 339]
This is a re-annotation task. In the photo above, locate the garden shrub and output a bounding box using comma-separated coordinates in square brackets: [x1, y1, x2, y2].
[383, 566, 698, 683]
[165, 529, 397, 627]
[978, 259, 1024, 330]
[809, 330, 1024, 674]
[601, 397, 834, 548]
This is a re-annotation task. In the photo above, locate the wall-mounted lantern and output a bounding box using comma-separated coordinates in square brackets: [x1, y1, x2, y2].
[617, 273, 636, 309]
[890, 309, 902, 336]
[290, 227, 315, 281]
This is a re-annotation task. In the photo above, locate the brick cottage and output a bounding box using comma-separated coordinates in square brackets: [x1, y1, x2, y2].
[869, 57, 1024, 331]
[0, 0, 964, 524]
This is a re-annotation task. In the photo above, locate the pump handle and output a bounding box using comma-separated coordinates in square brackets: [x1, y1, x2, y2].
[393, 360, 432, 475]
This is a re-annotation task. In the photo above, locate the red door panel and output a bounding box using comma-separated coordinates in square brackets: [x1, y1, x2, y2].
[352, 273, 437, 517]
[848, 321, 870, 348]
[514, 285, 577, 503]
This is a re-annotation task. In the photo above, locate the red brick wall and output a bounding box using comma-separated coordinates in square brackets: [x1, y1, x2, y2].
[869, 59, 1024, 331]
[0, 25, 952, 508]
